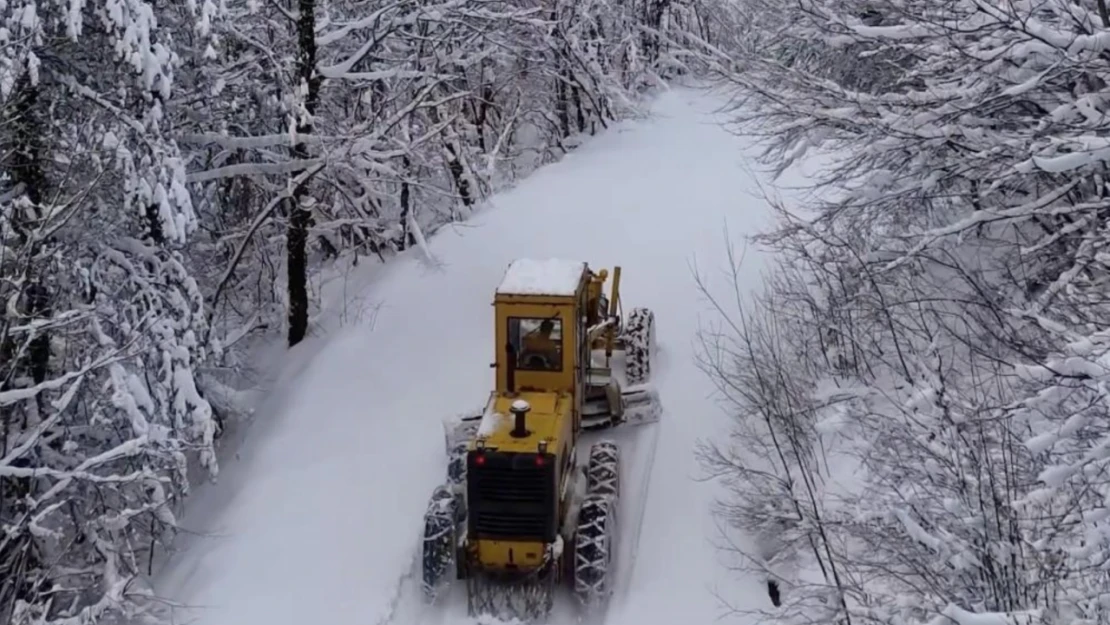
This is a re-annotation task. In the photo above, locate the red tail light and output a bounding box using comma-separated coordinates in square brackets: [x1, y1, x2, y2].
[474, 454, 486, 466]
[535, 455, 545, 466]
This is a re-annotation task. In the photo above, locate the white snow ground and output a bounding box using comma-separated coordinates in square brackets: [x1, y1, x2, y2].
[151, 85, 818, 625]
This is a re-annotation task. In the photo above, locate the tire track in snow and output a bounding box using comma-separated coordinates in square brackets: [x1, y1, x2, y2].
[612, 358, 665, 613]
[374, 546, 420, 625]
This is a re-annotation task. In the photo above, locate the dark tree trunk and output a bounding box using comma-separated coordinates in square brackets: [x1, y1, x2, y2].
[474, 75, 493, 152]
[426, 97, 474, 211]
[642, 0, 671, 65]
[556, 65, 571, 139]
[11, 80, 51, 386]
[0, 70, 50, 621]
[767, 579, 781, 606]
[287, 0, 322, 347]
[572, 82, 586, 133]
[399, 155, 415, 250]
[444, 142, 473, 208]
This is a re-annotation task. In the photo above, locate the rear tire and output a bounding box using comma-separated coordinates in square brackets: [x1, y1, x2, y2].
[624, 307, 654, 385]
[574, 440, 621, 609]
[573, 494, 617, 608]
[422, 485, 460, 600]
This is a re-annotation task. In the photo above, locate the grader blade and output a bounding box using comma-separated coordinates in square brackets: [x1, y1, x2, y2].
[581, 386, 661, 430]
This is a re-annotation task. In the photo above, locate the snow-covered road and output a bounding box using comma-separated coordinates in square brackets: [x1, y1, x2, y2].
[152, 85, 800, 625]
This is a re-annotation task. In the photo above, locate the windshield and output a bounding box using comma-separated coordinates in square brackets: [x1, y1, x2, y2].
[508, 316, 563, 372]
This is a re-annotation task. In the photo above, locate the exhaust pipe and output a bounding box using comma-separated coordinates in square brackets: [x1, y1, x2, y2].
[510, 399, 530, 438]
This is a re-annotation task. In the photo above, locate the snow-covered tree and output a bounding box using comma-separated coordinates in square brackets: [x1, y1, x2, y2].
[697, 1, 1110, 624]
[184, 0, 703, 351]
[0, 1, 222, 622]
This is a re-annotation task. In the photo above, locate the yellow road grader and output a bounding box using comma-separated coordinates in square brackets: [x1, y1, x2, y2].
[420, 258, 660, 622]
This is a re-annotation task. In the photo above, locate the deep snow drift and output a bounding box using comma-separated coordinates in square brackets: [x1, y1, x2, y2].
[151, 85, 813, 625]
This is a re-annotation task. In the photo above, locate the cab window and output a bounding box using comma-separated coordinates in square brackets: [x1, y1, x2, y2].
[509, 317, 563, 371]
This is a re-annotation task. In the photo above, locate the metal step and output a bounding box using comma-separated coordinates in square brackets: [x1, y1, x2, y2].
[583, 398, 610, 416]
[582, 413, 615, 430]
[587, 368, 612, 386]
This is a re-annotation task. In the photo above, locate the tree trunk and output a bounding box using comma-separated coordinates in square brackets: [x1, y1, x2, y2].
[0, 70, 50, 620]
[399, 155, 414, 250]
[572, 82, 586, 133]
[426, 99, 474, 210]
[556, 65, 571, 139]
[287, 0, 322, 347]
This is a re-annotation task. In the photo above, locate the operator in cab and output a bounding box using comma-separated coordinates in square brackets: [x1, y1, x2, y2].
[520, 319, 560, 370]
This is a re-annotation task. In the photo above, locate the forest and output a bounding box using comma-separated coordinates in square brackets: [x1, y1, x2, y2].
[0, 0, 709, 620]
[697, 1, 1110, 625]
[4, 0, 1110, 624]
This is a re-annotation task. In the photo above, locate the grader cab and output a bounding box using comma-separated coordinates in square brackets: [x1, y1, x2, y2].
[419, 258, 660, 622]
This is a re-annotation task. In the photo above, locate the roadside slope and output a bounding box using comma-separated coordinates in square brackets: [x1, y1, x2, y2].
[154, 85, 790, 625]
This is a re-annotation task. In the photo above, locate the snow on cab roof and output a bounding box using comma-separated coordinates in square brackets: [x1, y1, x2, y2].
[496, 258, 586, 296]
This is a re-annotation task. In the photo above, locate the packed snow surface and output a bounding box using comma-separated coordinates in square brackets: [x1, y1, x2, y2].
[152, 86, 817, 625]
[496, 257, 587, 296]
